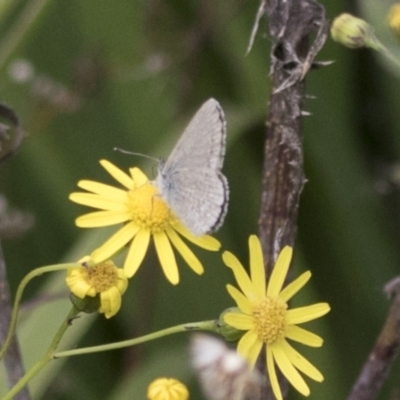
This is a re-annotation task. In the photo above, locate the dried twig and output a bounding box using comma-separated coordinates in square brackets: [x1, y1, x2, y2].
[0, 103, 30, 399]
[0, 241, 31, 400]
[0, 103, 24, 164]
[258, 0, 328, 270]
[256, 0, 329, 398]
[349, 276, 400, 400]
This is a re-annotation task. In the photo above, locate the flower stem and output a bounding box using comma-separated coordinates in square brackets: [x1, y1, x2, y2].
[2, 306, 80, 400]
[0, 0, 51, 71]
[376, 43, 400, 69]
[0, 263, 80, 361]
[54, 319, 218, 358]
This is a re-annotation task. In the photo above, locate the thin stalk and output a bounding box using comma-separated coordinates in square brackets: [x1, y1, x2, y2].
[0, 0, 51, 71]
[55, 319, 217, 358]
[0, 263, 80, 361]
[2, 306, 80, 400]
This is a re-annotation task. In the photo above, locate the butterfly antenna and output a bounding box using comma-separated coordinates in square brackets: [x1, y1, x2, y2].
[114, 147, 159, 163]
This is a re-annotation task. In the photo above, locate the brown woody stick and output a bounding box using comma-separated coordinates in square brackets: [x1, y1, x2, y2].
[349, 276, 400, 400]
[257, 0, 328, 398]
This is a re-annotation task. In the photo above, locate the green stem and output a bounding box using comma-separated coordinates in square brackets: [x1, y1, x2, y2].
[55, 319, 218, 358]
[2, 306, 80, 400]
[368, 36, 400, 69]
[0, 0, 17, 27]
[0, 263, 80, 361]
[0, 0, 51, 71]
[379, 45, 400, 69]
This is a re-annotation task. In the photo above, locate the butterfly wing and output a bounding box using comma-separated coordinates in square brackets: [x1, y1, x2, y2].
[156, 98, 228, 236]
[162, 98, 226, 171]
[162, 167, 228, 236]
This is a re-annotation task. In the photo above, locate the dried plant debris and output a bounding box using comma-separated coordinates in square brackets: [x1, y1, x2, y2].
[0, 104, 24, 164]
[249, 0, 329, 92]
[0, 195, 34, 239]
[190, 334, 264, 400]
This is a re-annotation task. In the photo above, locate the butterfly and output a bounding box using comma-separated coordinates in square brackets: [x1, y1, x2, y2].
[154, 98, 229, 236]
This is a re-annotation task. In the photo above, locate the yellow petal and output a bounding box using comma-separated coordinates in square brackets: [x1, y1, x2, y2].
[70, 192, 127, 211]
[77, 180, 129, 202]
[285, 325, 323, 347]
[91, 222, 138, 263]
[66, 267, 83, 280]
[86, 287, 97, 297]
[279, 271, 311, 302]
[249, 235, 265, 298]
[153, 232, 179, 285]
[66, 271, 96, 297]
[223, 251, 255, 300]
[130, 167, 149, 187]
[267, 346, 283, 400]
[226, 284, 253, 314]
[224, 312, 254, 331]
[267, 246, 292, 298]
[173, 222, 220, 251]
[66, 272, 92, 298]
[280, 340, 324, 382]
[286, 303, 331, 325]
[246, 335, 263, 367]
[166, 227, 204, 274]
[100, 159, 134, 189]
[237, 329, 262, 367]
[124, 228, 151, 278]
[76, 210, 130, 227]
[99, 286, 122, 318]
[116, 269, 129, 294]
[271, 341, 310, 396]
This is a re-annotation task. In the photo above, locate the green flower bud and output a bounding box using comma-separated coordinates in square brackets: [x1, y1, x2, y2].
[331, 13, 379, 49]
[69, 292, 100, 314]
[216, 307, 244, 342]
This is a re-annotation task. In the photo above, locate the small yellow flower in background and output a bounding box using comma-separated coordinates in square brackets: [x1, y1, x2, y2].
[388, 3, 400, 39]
[147, 378, 189, 400]
[66, 256, 128, 318]
[69, 160, 220, 285]
[223, 235, 330, 400]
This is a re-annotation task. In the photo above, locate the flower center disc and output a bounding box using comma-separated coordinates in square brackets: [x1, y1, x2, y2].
[252, 297, 288, 344]
[83, 261, 118, 292]
[128, 183, 173, 232]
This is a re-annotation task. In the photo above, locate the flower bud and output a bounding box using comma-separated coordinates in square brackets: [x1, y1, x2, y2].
[147, 378, 188, 400]
[66, 256, 128, 318]
[331, 13, 378, 49]
[216, 308, 244, 342]
[69, 292, 100, 314]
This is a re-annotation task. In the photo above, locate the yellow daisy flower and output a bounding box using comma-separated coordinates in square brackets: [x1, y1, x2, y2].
[223, 235, 330, 400]
[69, 160, 220, 285]
[66, 256, 128, 318]
[147, 378, 189, 400]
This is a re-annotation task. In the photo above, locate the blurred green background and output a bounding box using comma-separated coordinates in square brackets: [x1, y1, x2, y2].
[1, 0, 400, 399]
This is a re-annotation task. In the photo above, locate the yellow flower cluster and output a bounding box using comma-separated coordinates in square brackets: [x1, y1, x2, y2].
[67, 159, 330, 399]
[70, 160, 220, 285]
[67, 160, 220, 318]
[66, 257, 128, 318]
[147, 378, 188, 400]
[222, 235, 330, 400]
